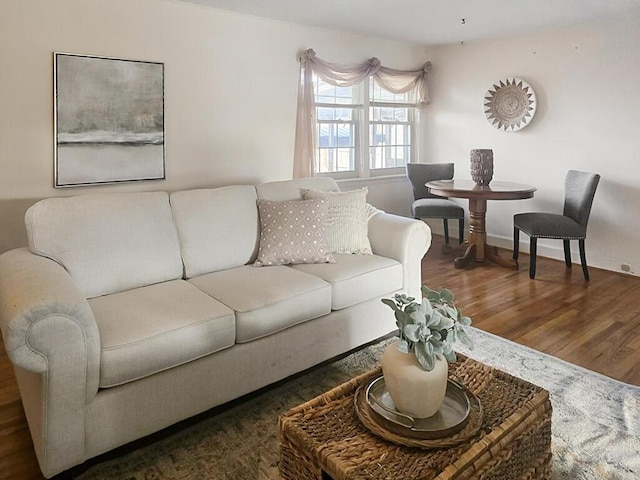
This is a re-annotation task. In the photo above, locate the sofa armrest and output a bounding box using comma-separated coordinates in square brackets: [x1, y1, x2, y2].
[368, 213, 432, 299]
[0, 248, 101, 475]
[0, 248, 100, 386]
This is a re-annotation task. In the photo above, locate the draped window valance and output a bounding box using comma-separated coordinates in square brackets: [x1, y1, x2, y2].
[293, 48, 432, 178]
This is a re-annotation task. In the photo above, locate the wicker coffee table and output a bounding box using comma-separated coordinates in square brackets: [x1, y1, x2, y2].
[279, 355, 552, 480]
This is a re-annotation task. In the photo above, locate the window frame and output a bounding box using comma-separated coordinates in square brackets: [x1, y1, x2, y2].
[314, 100, 362, 180]
[313, 76, 417, 180]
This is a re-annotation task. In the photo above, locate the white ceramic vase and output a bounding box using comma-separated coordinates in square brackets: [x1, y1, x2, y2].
[381, 340, 449, 418]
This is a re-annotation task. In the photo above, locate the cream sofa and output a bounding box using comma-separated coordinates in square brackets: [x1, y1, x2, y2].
[0, 177, 431, 478]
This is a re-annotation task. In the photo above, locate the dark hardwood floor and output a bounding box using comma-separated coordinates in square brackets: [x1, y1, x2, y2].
[421, 235, 640, 386]
[1, 234, 639, 479]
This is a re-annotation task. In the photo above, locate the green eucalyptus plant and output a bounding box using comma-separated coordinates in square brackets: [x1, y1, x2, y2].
[382, 286, 473, 371]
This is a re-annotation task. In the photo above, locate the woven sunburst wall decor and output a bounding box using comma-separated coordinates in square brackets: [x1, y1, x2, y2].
[484, 78, 537, 132]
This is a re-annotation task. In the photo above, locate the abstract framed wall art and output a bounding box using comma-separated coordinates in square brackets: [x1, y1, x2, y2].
[54, 52, 165, 187]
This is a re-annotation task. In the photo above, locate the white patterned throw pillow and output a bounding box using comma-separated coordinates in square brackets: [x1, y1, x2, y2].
[254, 198, 335, 266]
[303, 188, 373, 255]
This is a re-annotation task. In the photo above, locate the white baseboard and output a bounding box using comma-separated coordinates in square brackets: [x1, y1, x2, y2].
[488, 234, 639, 277]
[425, 220, 638, 277]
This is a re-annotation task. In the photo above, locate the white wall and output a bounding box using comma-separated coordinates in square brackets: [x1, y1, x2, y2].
[0, 0, 424, 252]
[423, 15, 640, 275]
[3, 1, 638, 276]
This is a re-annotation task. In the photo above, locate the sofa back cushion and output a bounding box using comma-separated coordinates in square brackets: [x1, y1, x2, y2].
[25, 192, 183, 299]
[256, 177, 339, 201]
[170, 186, 260, 278]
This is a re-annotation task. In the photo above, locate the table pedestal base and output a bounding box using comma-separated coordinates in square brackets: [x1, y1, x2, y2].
[449, 197, 518, 269]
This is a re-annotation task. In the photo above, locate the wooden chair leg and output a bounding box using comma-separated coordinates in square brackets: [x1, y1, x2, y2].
[443, 218, 450, 244]
[563, 240, 572, 268]
[579, 239, 590, 281]
[513, 227, 520, 261]
[529, 237, 537, 279]
[458, 218, 464, 244]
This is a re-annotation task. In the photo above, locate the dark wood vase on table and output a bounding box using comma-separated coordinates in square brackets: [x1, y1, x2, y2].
[470, 149, 494, 186]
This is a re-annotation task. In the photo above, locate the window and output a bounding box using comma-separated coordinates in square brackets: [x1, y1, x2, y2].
[314, 76, 416, 179]
[314, 79, 360, 176]
[369, 79, 414, 172]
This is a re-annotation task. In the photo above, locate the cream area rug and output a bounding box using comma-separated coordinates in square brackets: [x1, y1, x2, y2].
[78, 327, 640, 479]
[456, 328, 640, 479]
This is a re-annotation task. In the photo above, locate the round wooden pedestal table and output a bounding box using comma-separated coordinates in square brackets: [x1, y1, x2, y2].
[426, 179, 536, 269]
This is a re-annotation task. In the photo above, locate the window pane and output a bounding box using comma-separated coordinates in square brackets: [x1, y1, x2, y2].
[317, 147, 355, 173]
[317, 122, 356, 173]
[336, 147, 355, 171]
[317, 107, 354, 121]
[316, 107, 353, 122]
[318, 122, 355, 147]
[370, 106, 409, 122]
[369, 123, 412, 169]
[317, 107, 335, 121]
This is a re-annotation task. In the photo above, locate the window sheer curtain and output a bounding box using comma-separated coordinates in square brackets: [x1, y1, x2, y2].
[293, 48, 432, 178]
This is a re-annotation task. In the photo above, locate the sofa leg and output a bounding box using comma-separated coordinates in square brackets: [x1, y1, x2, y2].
[529, 237, 537, 279]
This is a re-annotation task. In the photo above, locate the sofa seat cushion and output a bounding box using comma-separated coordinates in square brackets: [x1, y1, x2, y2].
[89, 280, 235, 388]
[291, 253, 403, 310]
[189, 265, 331, 343]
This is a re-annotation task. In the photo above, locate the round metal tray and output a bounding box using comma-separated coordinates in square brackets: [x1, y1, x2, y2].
[354, 375, 483, 446]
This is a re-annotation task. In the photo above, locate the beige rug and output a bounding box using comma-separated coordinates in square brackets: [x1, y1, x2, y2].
[77, 328, 640, 479]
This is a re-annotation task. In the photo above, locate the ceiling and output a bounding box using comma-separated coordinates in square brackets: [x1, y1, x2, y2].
[180, 0, 640, 45]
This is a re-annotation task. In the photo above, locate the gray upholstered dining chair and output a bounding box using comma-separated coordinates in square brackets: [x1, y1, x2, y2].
[406, 163, 464, 245]
[513, 170, 600, 280]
